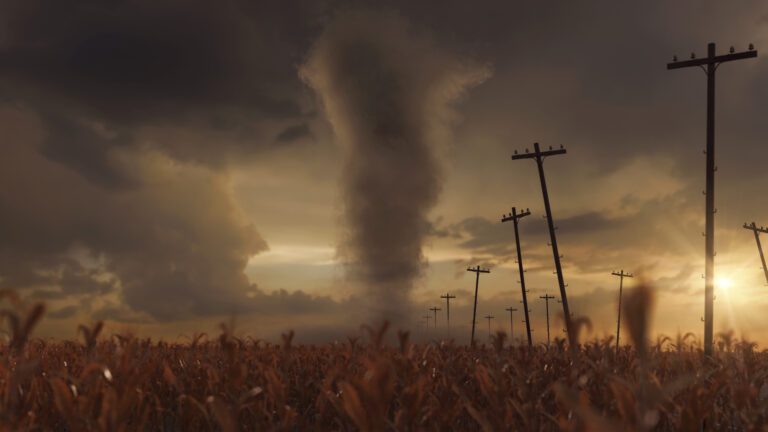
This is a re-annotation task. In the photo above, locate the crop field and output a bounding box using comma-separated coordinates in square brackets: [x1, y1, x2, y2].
[1, 287, 767, 431]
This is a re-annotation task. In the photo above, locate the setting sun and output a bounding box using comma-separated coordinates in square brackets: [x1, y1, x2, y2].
[716, 276, 734, 291]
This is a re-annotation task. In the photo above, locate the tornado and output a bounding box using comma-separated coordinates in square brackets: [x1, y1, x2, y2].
[301, 10, 489, 322]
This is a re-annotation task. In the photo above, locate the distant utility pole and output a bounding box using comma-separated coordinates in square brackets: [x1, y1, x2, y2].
[484, 314, 495, 338]
[540, 294, 555, 347]
[440, 293, 456, 330]
[512, 143, 572, 335]
[505, 307, 517, 341]
[467, 266, 490, 347]
[612, 270, 633, 354]
[668, 42, 757, 356]
[423, 315, 432, 329]
[744, 222, 768, 285]
[501, 207, 534, 347]
[429, 306, 442, 329]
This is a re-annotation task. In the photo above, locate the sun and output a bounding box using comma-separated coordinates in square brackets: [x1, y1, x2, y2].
[716, 276, 733, 291]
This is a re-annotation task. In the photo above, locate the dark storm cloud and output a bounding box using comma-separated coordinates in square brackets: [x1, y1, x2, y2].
[301, 10, 489, 321]
[0, 106, 360, 322]
[0, 0, 323, 171]
[275, 124, 312, 144]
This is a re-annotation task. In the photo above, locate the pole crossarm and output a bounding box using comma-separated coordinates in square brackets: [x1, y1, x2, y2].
[744, 222, 768, 234]
[511, 146, 566, 160]
[667, 50, 756, 70]
[501, 208, 531, 223]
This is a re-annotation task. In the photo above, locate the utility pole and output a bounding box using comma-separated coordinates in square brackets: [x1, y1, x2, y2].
[484, 314, 495, 338]
[611, 270, 633, 354]
[467, 266, 490, 347]
[512, 143, 572, 335]
[422, 315, 432, 329]
[744, 222, 768, 285]
[429, 306, 442, 329]
[540, 294, 555, 348]
[440, 293, 456, 330]
[668, 42, 757, 356]
[501, 207, 534, 347]
[505, 307, 517, 341]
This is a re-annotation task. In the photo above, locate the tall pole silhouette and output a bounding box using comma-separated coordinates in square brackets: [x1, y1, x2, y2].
[540, 294, 555, 347]
[744, 222, 768, 285]
[422, 315, 432, 329]
[501, 207, 534, 347]
[512, 143, 572, 335]
[611, 270, 633, 354]
[505, 307, 517, 341]
[484, 314, 495, 338]
[668, 42, 757, 355]
[429, 306, 441, 329]
[467, 266, 490, 347]
[440, 293, 456, 330]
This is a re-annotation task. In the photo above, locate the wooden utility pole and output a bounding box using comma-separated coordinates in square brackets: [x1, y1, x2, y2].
[612, 270, 633, 354]
[501, 207, 533, 347]
[668, 42, 757, 355]
[429, 306, 442, 329]
[505, 307, 517, 341]
[484, 314, 495, 338]
[440, 293, 456, 330]
[467, 266, 490, 347]
[744, 222, 768, 285]
[512, 143, 572, 335]
[422, 315, 432, 329]
[540, 294, 555, 347]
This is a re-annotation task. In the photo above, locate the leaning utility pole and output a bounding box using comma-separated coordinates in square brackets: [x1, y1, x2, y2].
[429, 306, 442, 329]
[512, 143, 572, 335]
[668, 42, 757, 356]
[484, 314, 495, 338]
[505, 307, 518, 341]
[540, 294, 555, 348]
[501, 207, 534, 347]
[467, 266, 490, 347]
[612, 270, 633, 354]
[440, 293, 456, 330]
[744, 222, 768, 285]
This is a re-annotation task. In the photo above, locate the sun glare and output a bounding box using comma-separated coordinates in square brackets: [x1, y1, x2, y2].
[716, 276, 733, 291]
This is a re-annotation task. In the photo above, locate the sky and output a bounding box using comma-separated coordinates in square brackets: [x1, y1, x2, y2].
[1, 0, 768, 345]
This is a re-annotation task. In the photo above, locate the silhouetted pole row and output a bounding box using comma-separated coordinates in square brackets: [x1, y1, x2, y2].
[484, 314, 495, 338]
[612, 270, 633, 354]
[440, 293, 456, 331]
[668, 42, 757, 356]
[540, 294, 555, 347]
[512, 143, 572, 336]
[429, 306, 441, 329]
[744, 222, 768, 285]
[501, 207, 534, 347]
[467, 266, 490, 346]
[505, 307, 517, 341]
